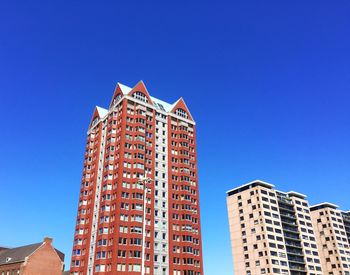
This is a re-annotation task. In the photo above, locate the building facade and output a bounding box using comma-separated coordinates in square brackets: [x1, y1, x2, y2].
[0, 237, 64, 275]
[227, 180, 323, 275]
[310, 203, 350, 275]
[342, 211, 350, 247]
[70, 81, 203, 275]
[227, 180, 350, 275]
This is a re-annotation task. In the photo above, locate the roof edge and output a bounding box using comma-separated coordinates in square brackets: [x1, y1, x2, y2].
[226, 179, 275, 194]
[287, 191, 307, 199]
[310, 202, 339, 210]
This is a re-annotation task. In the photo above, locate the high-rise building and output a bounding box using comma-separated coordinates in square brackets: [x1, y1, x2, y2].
[226, 180, 323, 275]
[227, 180, 350, 275]
[310, 203, 350, 275]
[70, 81, 203, 275]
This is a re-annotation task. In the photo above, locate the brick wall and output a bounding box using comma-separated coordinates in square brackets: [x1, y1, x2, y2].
[0, 262, 21, 274]
[21, 240, 63, 275]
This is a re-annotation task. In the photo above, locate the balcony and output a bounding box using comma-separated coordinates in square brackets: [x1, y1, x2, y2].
[280, 212, 296, 219]
[285, 241, 302, 248]
[278, 197, 293, 205]
[289, 263, 306, 272]
[279, 204, 295, 213]
[286, 248, 304, 256]
[284, 233, 300, 241]
[281, 217, 298, 226]
[282, 225, 299, 233]
[288, 255, 305, 264]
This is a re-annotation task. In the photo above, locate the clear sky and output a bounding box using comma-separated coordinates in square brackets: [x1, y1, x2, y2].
[1, 1, 350, 274]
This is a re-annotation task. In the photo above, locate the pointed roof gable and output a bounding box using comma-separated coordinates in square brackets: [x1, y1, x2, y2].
[96, 106, 108, 118]
[110, 81, 177, 113]
[109, 82, 132, 108]
[170, 97, 194, 121]
[118, 83, 132, 95]
[128, 80, 154, 105]
[89, 106, 108, 128]
[109, 83, 124, 108]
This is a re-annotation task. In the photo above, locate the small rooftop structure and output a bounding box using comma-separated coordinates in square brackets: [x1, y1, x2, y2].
[226, 180, 275, 197]
[227, 180, 308, 200]
[287, 191, 307, 199]
[310, 202, 339, 211]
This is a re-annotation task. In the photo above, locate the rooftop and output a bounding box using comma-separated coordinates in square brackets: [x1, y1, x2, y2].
[0, 239, 64, 266]
[96, 106, 108, 118]
[226, 180, 275, 196]
[227, 180, 308, 200]
[115, 81, 185, 113]
[287, 191, 307, 199]
[310, 202, 339, 211]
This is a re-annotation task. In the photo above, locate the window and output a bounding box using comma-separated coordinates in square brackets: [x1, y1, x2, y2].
[175, 108, 188, 119]
[117, 264, 126, 271]
[154, 102, 166, 111]
[112, 94, 122, 105]
[132, 91, 148, 102]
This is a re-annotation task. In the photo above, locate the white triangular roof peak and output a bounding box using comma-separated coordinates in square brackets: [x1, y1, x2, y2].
[117, 82, 132, 95]
[96, 106, 108, 118]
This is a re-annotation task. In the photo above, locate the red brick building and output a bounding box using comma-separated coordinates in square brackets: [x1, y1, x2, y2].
[70, 81, 203, 275]
[0, 237, 64, 275]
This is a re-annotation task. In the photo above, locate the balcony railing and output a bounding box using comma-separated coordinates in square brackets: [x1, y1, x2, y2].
[278, 197, 293, 205]
[280, 212, 296, 219]
[281, 218, 298, 226]
[289, 264, 306, 272]
[288, 255, 305, 264]
[286, 248, 303, 256]
[282, 225, 299, 233]
[284, 233, 300, 241]
[285, 241, 302, 248]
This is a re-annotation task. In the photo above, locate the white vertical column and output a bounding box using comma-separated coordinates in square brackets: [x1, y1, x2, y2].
[154, 112, 169, 275]
[87, 120, 107, 274]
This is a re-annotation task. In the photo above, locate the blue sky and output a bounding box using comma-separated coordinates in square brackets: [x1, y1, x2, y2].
[1, 1, 350, 274]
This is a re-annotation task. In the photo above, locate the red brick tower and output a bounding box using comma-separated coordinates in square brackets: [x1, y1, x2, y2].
[70, 81, 203, 275]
